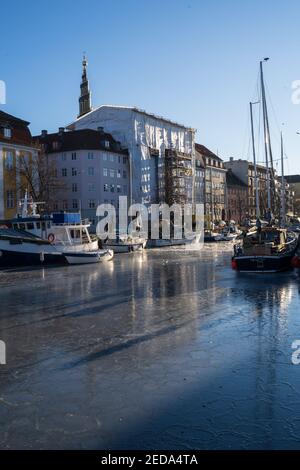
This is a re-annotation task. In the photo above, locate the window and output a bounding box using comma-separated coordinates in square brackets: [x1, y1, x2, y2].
[103, 168, 108, 177]
[117, 184, 121, 193]
[88, 152, 94, 160]
[88, 199, 95, 209]
[72, 199, 78, 209]
[88, 167, 94, 176]
[123, 156, 127, 164]
[72, 167, 77, 176]
[110, 184, 115, 193]
[6, 190, 14, 208]
[62, 168, 67, 177]
[63, 200, 68, 209]
[117, 169, 121, 178]
[5, 151, 14, 170]
[105, 141, 110, 149]
[123, 170, 127, 179]
[110, 154, 114, 162]
[53, 141, 59, 150]
[123, 185, 127, 193]
[4, 128, 11, 138]
[118, 156, 121, 164]
[62, 153, 67, 161]
[88, 183, 95, 192]
[72, 183, 77, 192]
[71, 152, 77, 160]
[104, 184, 109, 192]
[110, 169, 115, 178]
[103, 153, 107, 161]
[26, 222, 34, 230]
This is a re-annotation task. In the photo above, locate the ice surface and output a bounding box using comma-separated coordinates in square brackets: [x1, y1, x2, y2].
[0, 245, 300, 449]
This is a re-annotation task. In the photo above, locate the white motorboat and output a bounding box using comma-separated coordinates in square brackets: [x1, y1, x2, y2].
[65, 249, 114, 265]
[5, 193, 99, 255]
[102, 227, 147, 253]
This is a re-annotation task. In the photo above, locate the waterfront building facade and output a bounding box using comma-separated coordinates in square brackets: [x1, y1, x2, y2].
[0, 110, 38, 219]
[226, 169, 248, 223]
[34, 128, 129, 229]
[285, 175, 300, 216]
[194, 147, 205, 205]
[195, 144, 226, 224]
[67, 106, 196, 207]
[224, 158, 269, 218]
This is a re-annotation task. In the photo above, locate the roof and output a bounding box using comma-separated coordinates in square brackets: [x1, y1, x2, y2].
[68, 104, 195, 132]
[195, 143, 223, 162]
[33, 129, 128, 155]
[226, 169, 248, 188]
[0, 110, 33, 147]
[224, 158, 267, 171]
[285, 175, 300, 184]
[195, 149, 205, 168]
[0, 110, 30, 126]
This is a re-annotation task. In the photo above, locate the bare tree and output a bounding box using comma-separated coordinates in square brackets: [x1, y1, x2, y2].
[17, 145, 65, 213]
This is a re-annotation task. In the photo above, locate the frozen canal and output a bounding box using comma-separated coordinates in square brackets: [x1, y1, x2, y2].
[1, 245, 300, 450]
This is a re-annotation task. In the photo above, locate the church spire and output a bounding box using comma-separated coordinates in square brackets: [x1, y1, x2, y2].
[78, 55, 92, 118]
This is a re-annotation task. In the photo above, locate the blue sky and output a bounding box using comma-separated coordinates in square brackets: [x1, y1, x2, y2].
[1, 0, 300, 173]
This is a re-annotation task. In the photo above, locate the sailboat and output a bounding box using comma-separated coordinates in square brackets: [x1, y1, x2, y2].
[232, 59, 299, 272]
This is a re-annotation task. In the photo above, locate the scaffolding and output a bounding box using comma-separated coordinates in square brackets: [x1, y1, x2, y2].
[164, 149, 193, 206]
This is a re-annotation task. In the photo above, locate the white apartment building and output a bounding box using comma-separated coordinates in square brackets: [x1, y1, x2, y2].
[34, 128, 129, 229]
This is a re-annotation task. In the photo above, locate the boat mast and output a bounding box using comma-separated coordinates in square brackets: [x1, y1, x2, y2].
[260, 58, 272, 212]
[280, 131, 286, 227]
[250, 101, 260, 219]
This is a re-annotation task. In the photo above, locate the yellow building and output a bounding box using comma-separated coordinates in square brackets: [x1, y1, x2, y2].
[0, 111, 38, 219]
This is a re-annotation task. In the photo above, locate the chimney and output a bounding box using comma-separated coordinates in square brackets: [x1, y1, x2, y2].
[97, 126, 104, 133]
[230, 157, 233, 162]
[41, 130, 48, 137]
[58, 127, 65, 134]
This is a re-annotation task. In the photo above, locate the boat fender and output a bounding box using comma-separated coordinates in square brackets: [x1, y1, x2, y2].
[48, 233, 55, 243]
[231, 258, 238, 270]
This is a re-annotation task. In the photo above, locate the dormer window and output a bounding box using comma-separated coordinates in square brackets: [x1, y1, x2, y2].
[4, 127, 11, 138]
[52, 141, 59, 150]
[104, 140, 110, 149]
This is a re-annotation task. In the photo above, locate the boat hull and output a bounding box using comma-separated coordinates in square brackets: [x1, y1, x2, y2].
[65, 250, 114, 265]
[233, 252, 296, 273]
[147, 233, 201, 248]
[0, 248, 65, 267]
[103, 242, 145, 253]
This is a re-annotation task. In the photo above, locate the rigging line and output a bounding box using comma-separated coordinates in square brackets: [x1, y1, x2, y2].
[242, 104, 251, 159]
[265, 80, 282, 135]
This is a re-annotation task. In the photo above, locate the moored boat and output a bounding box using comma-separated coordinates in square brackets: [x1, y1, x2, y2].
[0, 227, 64, 267]
[232, 227, 298, 273]
[64, 249, 114, 265]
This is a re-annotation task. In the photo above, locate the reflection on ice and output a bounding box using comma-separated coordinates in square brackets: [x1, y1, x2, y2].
[0, 247, 300, 449]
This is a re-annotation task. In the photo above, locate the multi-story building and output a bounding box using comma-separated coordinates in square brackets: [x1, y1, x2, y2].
[224, 158, 269, 218]
[226, 169, 248, 223]
[194, 147, 205, 205]
[67, 59, 196, 208]
[0, 110, 38, 219]
[285, 175, 300, 215]
[224, 158, 294, 219]
[34, 128, 129, 229]
[195, 144, 226, 224]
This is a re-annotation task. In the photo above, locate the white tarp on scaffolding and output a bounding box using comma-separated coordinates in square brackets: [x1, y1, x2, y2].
[67, 105, 196, 204]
